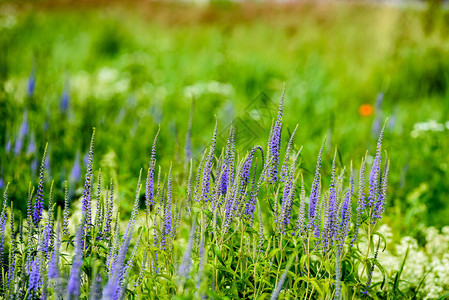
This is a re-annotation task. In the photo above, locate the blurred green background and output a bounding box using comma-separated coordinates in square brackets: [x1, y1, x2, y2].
[0, 0, 448, 238]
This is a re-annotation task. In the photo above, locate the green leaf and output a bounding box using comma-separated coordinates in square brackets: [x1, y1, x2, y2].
[393, 246, 410, 295]
[213, 245, 227, 267]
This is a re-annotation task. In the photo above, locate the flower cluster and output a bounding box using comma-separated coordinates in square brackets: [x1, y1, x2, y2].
[0, 92, 402, 299]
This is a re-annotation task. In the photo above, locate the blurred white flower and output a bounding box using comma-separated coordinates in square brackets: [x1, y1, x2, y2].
[369, 224, 449, 298]
[411, 120, 447, 138]
[183, 81, 234, 98]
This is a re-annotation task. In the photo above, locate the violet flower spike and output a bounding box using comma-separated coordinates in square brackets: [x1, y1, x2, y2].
[62, 181, 70, 236]
[267, 87, 285, 183]
[27, 130, 36, 155]
[185, 101, 194, 165]
[373, 157, 389, 224]
[103, 234, 132, 300]
[201, 119, 218, 203]
[351, 156, 366, 246]
[337, 166, 354, 255]
[244, 161, 258, 221]
[41, 181, 55, 256]
[82, 128, 96, 226]
[368, 124, 385, 210]
[28, 256, 41, 296]
[221, 126, 235, 195]
[146, 127, 160, 211]
[186, 159, 193, 211]
[163, 165, 173, 250]
[27, 67, 36, 97]
[308, 139, 325, 231]
[0, 183, 9, 277]
[60, 81, 70, 113]
[94, 170, 102, 227]
[67, 227, 83, 299]
[7, 233, 17, 291]
[324, 149, 338, 250]
[26, 182, 33, 230]
[33, 143, 48, 227]
[104, 179, 114, 236]
[70, 150, 81, 183]
[280, 175, 297, 232]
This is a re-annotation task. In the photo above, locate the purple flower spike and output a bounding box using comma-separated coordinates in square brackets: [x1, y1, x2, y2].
[41, 181, 55, 256]
[373, 158, 389, 224]
[351, 156, 366, 246]
[220, 126, 236, 195]
[0, 183, 9, 277]
[67, 227, 83, 299]
[33, 143, 48, 227]
[27, 131, 36, 155]
[146, 127, 160, 212]
[308, 139, 325, 231]
[244, 161, 258, 221]
[267, 87, 285, 183]
[201, 119, 218, 203]
[185, 102, 194, 165]
[60, 81, 70, 113]
[28, 256, 41, 296]
[48, 225, 61, 281]
[14, 110, 28, 156]
[70, 151, 81, 183]
[324, 149, 338, 250]
[5, 139, 11, 153]
[94, 170, 103, 229]
[186, 160, 193, 210]
[7, 233, 17, 291]
[237, 146, 263, 215]
[368, 124, 385, 211]
[27, 67, 36, 97]
[280, 175, 297, 232]
[163, 165, 173, 250]
[337, 166, 355, 255]
[82, 128, 96, 226]
[103, 234, 132, 300]
[104, 180, 114, 236]
[63, 181, 70, 236]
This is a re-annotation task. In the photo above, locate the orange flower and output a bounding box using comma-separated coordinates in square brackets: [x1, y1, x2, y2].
[359, 104, 374, 117]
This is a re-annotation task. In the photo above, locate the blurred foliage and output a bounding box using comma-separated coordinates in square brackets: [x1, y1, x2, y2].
[0, 1, 448, 234]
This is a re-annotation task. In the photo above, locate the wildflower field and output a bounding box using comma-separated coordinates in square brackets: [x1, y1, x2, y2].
[0, 1, 449, 299]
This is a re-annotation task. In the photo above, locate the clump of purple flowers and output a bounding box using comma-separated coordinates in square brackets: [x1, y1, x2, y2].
[0, 89, 392, 299]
